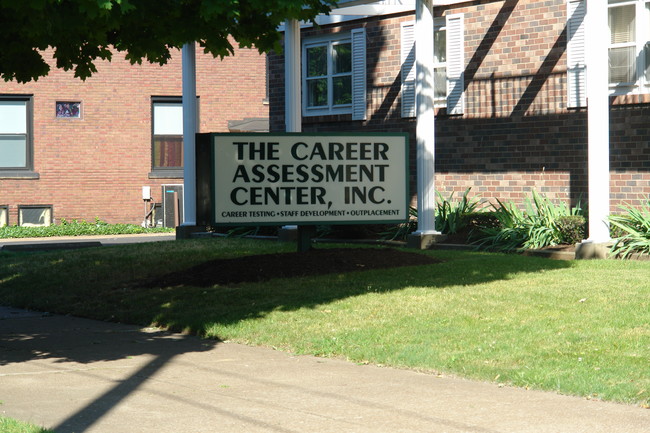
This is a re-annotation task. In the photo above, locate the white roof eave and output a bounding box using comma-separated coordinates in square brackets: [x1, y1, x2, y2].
[279, 0, 469, 30]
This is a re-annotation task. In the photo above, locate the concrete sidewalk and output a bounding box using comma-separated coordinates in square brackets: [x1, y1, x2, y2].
[0, 233, 176, 251]
[1, 307, 648, 433]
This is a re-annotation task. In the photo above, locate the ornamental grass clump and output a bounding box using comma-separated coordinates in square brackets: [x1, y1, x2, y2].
[474, 190, 585, 251]
[435, 188, 483, 235]
[609, 199, 650, 259]
[380, 188, 484, 240]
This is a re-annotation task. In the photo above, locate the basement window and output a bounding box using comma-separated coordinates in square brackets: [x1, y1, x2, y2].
[0, 205, 7, 227]
[18, 205, 53, 227]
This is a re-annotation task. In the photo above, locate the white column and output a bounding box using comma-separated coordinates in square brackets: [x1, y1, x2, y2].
[285, 19, 302, 133]
[414, 0, 439, 235]
[283, 20, 302, 232]
[585, 0, 610, 242]
[182, 42, 197, 226]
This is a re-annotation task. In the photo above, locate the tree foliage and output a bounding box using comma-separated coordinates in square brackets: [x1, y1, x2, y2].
[0, 0, 336, 82]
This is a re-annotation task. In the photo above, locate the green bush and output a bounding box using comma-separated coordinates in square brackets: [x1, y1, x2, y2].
[466, 211, 501, 232]
[0, 218, 173, 239]
[609, 200, 650, 259]
[555, 215, 586, 245]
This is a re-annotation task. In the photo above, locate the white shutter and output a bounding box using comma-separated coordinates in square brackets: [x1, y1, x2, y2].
[446, 13, 464, 115]
[401, 21, 416, 118]
[567, 0, 586, 108]
[351, 28, 367, 121]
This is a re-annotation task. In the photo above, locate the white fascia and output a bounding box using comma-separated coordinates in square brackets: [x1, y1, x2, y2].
[279, 0, 468, 30]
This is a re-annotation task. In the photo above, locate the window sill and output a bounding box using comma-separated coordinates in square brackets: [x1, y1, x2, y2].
[610, 93, 650, 106]
[0, 171, 40, 179]
[149, 170, 184, 179]
[303, 113, 353, 124]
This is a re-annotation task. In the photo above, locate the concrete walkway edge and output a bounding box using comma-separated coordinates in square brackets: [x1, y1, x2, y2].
[1, 307, 648, 433]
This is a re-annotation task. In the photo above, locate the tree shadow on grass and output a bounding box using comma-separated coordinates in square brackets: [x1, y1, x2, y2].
[118, 247, 573, 336]
[0, 245, 573, 354]
[0, 245, 572, 433]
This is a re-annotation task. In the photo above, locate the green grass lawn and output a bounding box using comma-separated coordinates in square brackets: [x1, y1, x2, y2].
[0, 238, 648, 407]
[0, 416, 54, 433]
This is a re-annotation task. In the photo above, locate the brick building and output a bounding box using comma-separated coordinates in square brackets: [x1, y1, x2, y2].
[268, 0, 650, 238]
[0, 44, 268, 227]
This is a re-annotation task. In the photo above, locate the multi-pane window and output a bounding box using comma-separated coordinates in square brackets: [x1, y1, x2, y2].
[301, 29, 367, 119]
[401, 14, 465, 117]
[608, 0, 650, 91]
[304, 38, 353, 113]
[0, 96, 31, 170]
[152, 98, 183, 171]
[433, 19, 448, 102]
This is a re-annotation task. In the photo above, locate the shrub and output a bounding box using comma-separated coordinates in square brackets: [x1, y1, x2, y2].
[555, 215, 586, 245]
[466, 212, 501, 230]
[609, 200, 650, 259]
[465, 211, 502, 241]
[0, 219, 173, 239]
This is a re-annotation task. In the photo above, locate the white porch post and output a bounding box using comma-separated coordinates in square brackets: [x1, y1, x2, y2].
[285, 19, 302, 133]
[414, 0, 439, 236]
[585, 0, 610, 242]
[280, 19, 302, 240]
[181, 42, 198, 227]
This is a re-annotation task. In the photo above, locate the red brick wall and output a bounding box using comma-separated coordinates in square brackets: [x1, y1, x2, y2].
[268, 0, 650, 215]
[1, 43, 268, 224]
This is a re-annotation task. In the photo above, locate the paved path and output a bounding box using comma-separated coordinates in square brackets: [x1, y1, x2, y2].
[0, 233, 176, 251]
[1, 307, 648, 433]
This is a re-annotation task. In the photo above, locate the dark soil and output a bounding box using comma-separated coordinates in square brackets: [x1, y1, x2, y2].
[143, 248, 440, 288]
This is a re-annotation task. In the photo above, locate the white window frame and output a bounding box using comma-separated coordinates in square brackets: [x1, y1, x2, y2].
[607, 0, 650, 95]
[301, 28, 366, 119]
[433, 17, 448, 106]
[401, 14, 464, 118]
[302, 34, 354, 116]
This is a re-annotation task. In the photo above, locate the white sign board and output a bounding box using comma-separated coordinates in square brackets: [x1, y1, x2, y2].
[211, 133, 409, 225]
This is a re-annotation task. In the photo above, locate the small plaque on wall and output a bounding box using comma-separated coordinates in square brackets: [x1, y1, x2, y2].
[56, 101, 81, 118]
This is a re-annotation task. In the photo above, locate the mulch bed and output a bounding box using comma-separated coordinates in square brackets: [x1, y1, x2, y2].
[142, 247, 440, 288]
